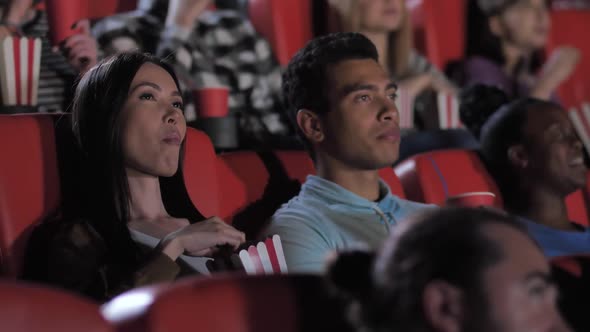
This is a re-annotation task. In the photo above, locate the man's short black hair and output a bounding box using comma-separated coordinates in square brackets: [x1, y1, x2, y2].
[282, 32, 379, 154]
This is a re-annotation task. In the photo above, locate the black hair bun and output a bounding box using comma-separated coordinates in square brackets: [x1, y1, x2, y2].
[459, 83, 509, 139]
[326, 250, 376, 300]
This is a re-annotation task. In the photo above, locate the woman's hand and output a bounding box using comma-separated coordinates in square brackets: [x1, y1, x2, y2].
[159, 216, 245, 259]
[60, 20, 98, 74]
[532, 46, 580, 100]
[165, 0, 212, 29]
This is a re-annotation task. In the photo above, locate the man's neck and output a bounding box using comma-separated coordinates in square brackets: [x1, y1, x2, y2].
[502, 42, 531, 76]
[515, 186, 575, 231]
[315, 157, 382, 202]
[126, 168, 170, 222]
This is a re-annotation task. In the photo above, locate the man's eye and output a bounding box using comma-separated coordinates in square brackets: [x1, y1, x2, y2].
[355, 95, 371, 102]
[173, 101, 184, 109]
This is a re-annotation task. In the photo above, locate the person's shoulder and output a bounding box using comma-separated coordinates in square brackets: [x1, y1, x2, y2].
[92, 9, 158, 36]
[32, 217, 105, 250]
[395, 197, 437, 211]
[464, 56, 501, 71]
[266, 194, 334, 233]
[199, 9, 252, 29]
[270, 195, 323, 224]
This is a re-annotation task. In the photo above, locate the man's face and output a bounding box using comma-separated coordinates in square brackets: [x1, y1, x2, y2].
[317, 58, 400, 170]
[477, 224, 571, 332]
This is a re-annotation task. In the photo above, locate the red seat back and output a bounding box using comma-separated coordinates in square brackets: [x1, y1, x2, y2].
[565, 190, 589, 227]
[182, 128, 221, 218]
[102, 274, 352, 332]
[547, 10, 590, 108]
[0, 114, 60, 277]
[408, 0, 466, 70]
[0, 280, 111, 332]
[394, 149, 501, 206]
[248, 0, 312, 65]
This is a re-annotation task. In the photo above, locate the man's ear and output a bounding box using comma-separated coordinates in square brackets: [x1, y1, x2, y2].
[296, 109, 324, 144]
[423, 281, 465, 332]
[508, 144, 529, 169]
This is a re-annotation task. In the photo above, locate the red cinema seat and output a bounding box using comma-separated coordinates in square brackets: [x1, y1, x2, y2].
[182, 127, 222, 218]
[248, 0, 312, 65]
[0, 280, 112, 332]
[217, 150, 314, 222]
[102, 274, 353, 332]
[408, 0, 466, 70]
[394, 149, 501, 206]
[547, 10, 590, 108]
[565, 190, 589, 227]
[0, 114, 60, 277]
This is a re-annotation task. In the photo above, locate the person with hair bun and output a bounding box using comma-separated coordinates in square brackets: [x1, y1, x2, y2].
[328, 207, 571, 332]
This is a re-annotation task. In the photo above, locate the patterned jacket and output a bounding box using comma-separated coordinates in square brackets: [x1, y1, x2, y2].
[92, 1, 291, 147]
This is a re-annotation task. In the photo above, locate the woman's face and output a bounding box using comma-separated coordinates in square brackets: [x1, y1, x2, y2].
[120, 63, 186, 177]
[358, 0, 405, 33]
[519, 106, 586, 195]
[495, 0, 550, 51]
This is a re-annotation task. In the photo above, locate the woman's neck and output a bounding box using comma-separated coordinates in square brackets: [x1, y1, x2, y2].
[126, 168, 169, 222]
[502, 42, 532, 76]
[513, 187, 576, 231]
[360, 30, 390, 72]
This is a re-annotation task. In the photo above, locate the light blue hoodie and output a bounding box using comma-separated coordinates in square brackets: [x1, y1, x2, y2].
[264, 175, 435, 274]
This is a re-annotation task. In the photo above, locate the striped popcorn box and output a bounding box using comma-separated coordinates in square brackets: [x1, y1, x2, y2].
[437, 92, 462, 129]
[568, 103, 590, 155]
[237, 234, 288, 275]
[395, 88, 415, 128]
[0, 36, 42, 106]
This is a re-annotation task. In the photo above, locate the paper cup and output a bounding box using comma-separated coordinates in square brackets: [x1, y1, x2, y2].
[194, 87, 230, 118]
[445, 192, 496, 208]
[44, 0, 88, 46]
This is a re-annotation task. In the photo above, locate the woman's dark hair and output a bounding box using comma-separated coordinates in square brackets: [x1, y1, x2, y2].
[465, 0, 544, 82]
[327, 207, 530, 332]
[459, 83, 509, 139]
[70, 52, 203, 266]
[479, 98, 562, 210]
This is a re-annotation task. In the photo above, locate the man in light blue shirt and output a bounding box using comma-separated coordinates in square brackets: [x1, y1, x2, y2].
[264, 32, 433, 273]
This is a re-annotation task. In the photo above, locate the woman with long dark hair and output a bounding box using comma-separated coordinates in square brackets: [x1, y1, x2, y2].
[461, 0, 579, 100]
[23, 52, 245, 302]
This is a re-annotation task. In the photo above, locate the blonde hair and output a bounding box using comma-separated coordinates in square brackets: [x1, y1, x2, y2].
[327, 0, 414, 78]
